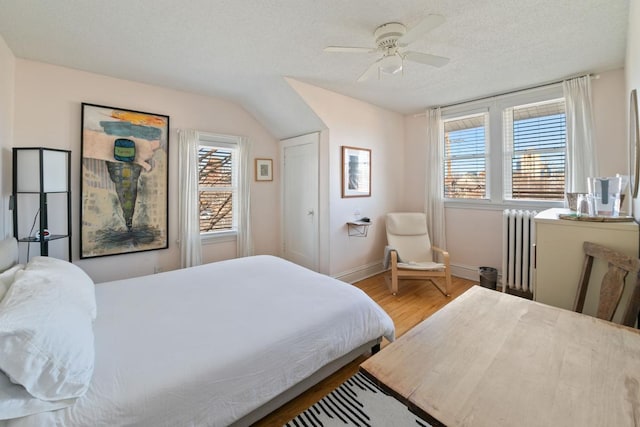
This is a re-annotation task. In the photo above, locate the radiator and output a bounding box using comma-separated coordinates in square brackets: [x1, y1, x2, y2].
[501, 209, 537, 295]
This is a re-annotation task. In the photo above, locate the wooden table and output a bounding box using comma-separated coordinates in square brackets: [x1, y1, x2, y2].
[360, 286, 640, 427]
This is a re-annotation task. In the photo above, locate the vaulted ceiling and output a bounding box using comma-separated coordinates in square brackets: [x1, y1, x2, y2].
[0, 0, 629, 139]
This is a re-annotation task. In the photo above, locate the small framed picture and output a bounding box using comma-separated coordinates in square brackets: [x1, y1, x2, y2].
[342, 146, 371, 197]
[255, 158, 273, 181]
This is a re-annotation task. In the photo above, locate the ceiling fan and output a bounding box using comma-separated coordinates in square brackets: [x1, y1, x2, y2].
[324, 14, 450, 82]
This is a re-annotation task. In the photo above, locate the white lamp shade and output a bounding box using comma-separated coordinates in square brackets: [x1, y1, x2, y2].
[16, 149, 69, 193]
[379, 55, 403, 75]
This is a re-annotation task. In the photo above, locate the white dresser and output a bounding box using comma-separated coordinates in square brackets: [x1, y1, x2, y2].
[534, 208, 639, 322]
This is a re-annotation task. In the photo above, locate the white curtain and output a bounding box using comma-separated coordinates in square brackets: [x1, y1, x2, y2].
[563, 76, 598, 193]
[424, 107, 447, 252]
[178, 129, 202, 268]
[236, 137, 253, 257]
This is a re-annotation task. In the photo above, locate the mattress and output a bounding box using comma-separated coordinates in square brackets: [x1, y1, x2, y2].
[6, 255, 394, 427]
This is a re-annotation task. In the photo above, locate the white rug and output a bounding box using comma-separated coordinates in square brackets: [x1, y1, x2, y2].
[284, 372, 431, 427]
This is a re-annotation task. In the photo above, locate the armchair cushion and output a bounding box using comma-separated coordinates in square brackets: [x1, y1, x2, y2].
[386, 213, 428, 236]
[386, 213, 433, 263]
[397, 261, 445, 270]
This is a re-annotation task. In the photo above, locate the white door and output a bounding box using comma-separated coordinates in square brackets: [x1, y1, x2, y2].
[281, 133, 319, 271]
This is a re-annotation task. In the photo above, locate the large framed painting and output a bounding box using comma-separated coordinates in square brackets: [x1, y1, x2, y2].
[80, 103, 169, 258]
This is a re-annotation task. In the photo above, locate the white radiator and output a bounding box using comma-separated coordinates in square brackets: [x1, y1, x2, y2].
[501, 209, 537, 295]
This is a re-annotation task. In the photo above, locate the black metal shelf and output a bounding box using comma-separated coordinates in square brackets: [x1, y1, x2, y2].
[17, 234, 69, 243]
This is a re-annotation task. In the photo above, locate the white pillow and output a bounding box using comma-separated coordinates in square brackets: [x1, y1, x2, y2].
[23, 256, 97, 320]
[0, 371, 76, 420]
[0, 237, 18, 273]
[0, 257, 96, 402]
[0, 264, 25, 301]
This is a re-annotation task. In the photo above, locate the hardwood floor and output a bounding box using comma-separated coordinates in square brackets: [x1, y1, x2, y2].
[253, 272, 475, 426]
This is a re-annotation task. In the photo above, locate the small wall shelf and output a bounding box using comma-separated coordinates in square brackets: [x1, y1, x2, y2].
[347, 221, 372, 237]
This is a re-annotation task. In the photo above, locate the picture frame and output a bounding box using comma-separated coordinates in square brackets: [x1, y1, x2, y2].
[255, 158, 273, 181]
[341, 146, 371, 198]
[80, 103, 169, 258]
[630, 89, 639, 199]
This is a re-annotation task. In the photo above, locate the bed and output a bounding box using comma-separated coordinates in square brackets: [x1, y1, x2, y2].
[0, 245, 394, 427]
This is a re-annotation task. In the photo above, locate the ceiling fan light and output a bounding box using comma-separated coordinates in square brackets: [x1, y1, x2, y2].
[379, 54, 403, 74]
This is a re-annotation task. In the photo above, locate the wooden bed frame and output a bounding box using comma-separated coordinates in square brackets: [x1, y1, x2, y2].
[230, 338, 382, 426]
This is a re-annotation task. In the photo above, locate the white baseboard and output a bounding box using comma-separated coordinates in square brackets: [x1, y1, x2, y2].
[334, 261, 503, 286]
[450, 263, 502, 284]
[333, 260, 385, 284]
[451, 263, 479, 281]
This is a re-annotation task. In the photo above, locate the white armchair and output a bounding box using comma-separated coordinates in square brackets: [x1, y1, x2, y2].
[385, 212, 451, 296]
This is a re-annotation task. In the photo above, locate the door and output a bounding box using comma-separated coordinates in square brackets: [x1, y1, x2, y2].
[281, 133, 319, 271]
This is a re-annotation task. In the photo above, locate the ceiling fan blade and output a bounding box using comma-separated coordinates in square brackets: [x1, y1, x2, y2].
[403, 51, 450, 68]
[397, 14, 445, 46]
[324, 46, 377, 53]
[357, 60, 382, 82]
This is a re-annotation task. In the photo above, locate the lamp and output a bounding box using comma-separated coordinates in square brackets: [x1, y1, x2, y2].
[379, 54, 403, 75]
[12, 147, 71, 260]
[15, 148, 69, 192]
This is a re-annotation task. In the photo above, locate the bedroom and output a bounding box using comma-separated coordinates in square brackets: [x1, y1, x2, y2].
[0, 1, 634, 283]
[0, 0, 638, 425]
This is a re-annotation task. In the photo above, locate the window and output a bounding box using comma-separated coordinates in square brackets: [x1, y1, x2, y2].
[441, 86, 567, 206]
[198, 136, 238, 235]
[443, 113, 488, 199]
[504, 99, 566, 200]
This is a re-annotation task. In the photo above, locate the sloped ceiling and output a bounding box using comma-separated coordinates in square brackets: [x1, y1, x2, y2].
[0, 0, 629, 139]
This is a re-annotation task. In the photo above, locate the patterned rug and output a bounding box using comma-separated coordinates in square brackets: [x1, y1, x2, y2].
[283, 372, 431, 427]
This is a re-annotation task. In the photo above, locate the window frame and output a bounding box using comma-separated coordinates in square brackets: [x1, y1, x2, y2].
[197, 132, 241, 243]
[441, 85, 566, 210]
[442, 110, 490, 200]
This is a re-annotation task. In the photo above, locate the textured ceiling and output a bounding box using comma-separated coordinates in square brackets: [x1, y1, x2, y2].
[0, 0, 630, 139]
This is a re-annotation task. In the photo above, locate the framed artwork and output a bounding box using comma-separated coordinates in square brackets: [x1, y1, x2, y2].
[80, 103, 169, 258]
[630, 89, 639, 199]
[342, 146, 371, 198]
[255, 158, 273, 181]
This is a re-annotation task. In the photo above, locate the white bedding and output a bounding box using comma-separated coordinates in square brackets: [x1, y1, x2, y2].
[5, 255, 394, 427]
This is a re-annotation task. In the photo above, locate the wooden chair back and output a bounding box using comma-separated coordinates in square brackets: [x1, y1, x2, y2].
[574, 241, 640, 327]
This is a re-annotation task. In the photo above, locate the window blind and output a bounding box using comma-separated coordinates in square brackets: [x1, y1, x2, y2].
[505, 99, 566, 200]
[443, 113, 487, 199]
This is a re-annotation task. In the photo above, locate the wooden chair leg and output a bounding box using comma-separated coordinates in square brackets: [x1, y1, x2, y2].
[429, 278, 450, 297]
[391, 271, 398, 295]
[390, 251, 399, 295]
[389, 249, 452, 297]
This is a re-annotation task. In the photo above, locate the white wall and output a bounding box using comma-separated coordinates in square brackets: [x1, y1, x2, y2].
[592, 69, 627, 177]
[5, 32, 632, 284]
[627, 2, 640, 220]
[404, 69, 628, 280]
[402, 113, 427, 213]
[12, 60, 280, 283]
[288, 80, 405, 279]
[0, 35, 15, 238]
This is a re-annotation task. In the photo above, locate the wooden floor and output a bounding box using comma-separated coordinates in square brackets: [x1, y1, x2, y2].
[253, 272, 475, 426]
